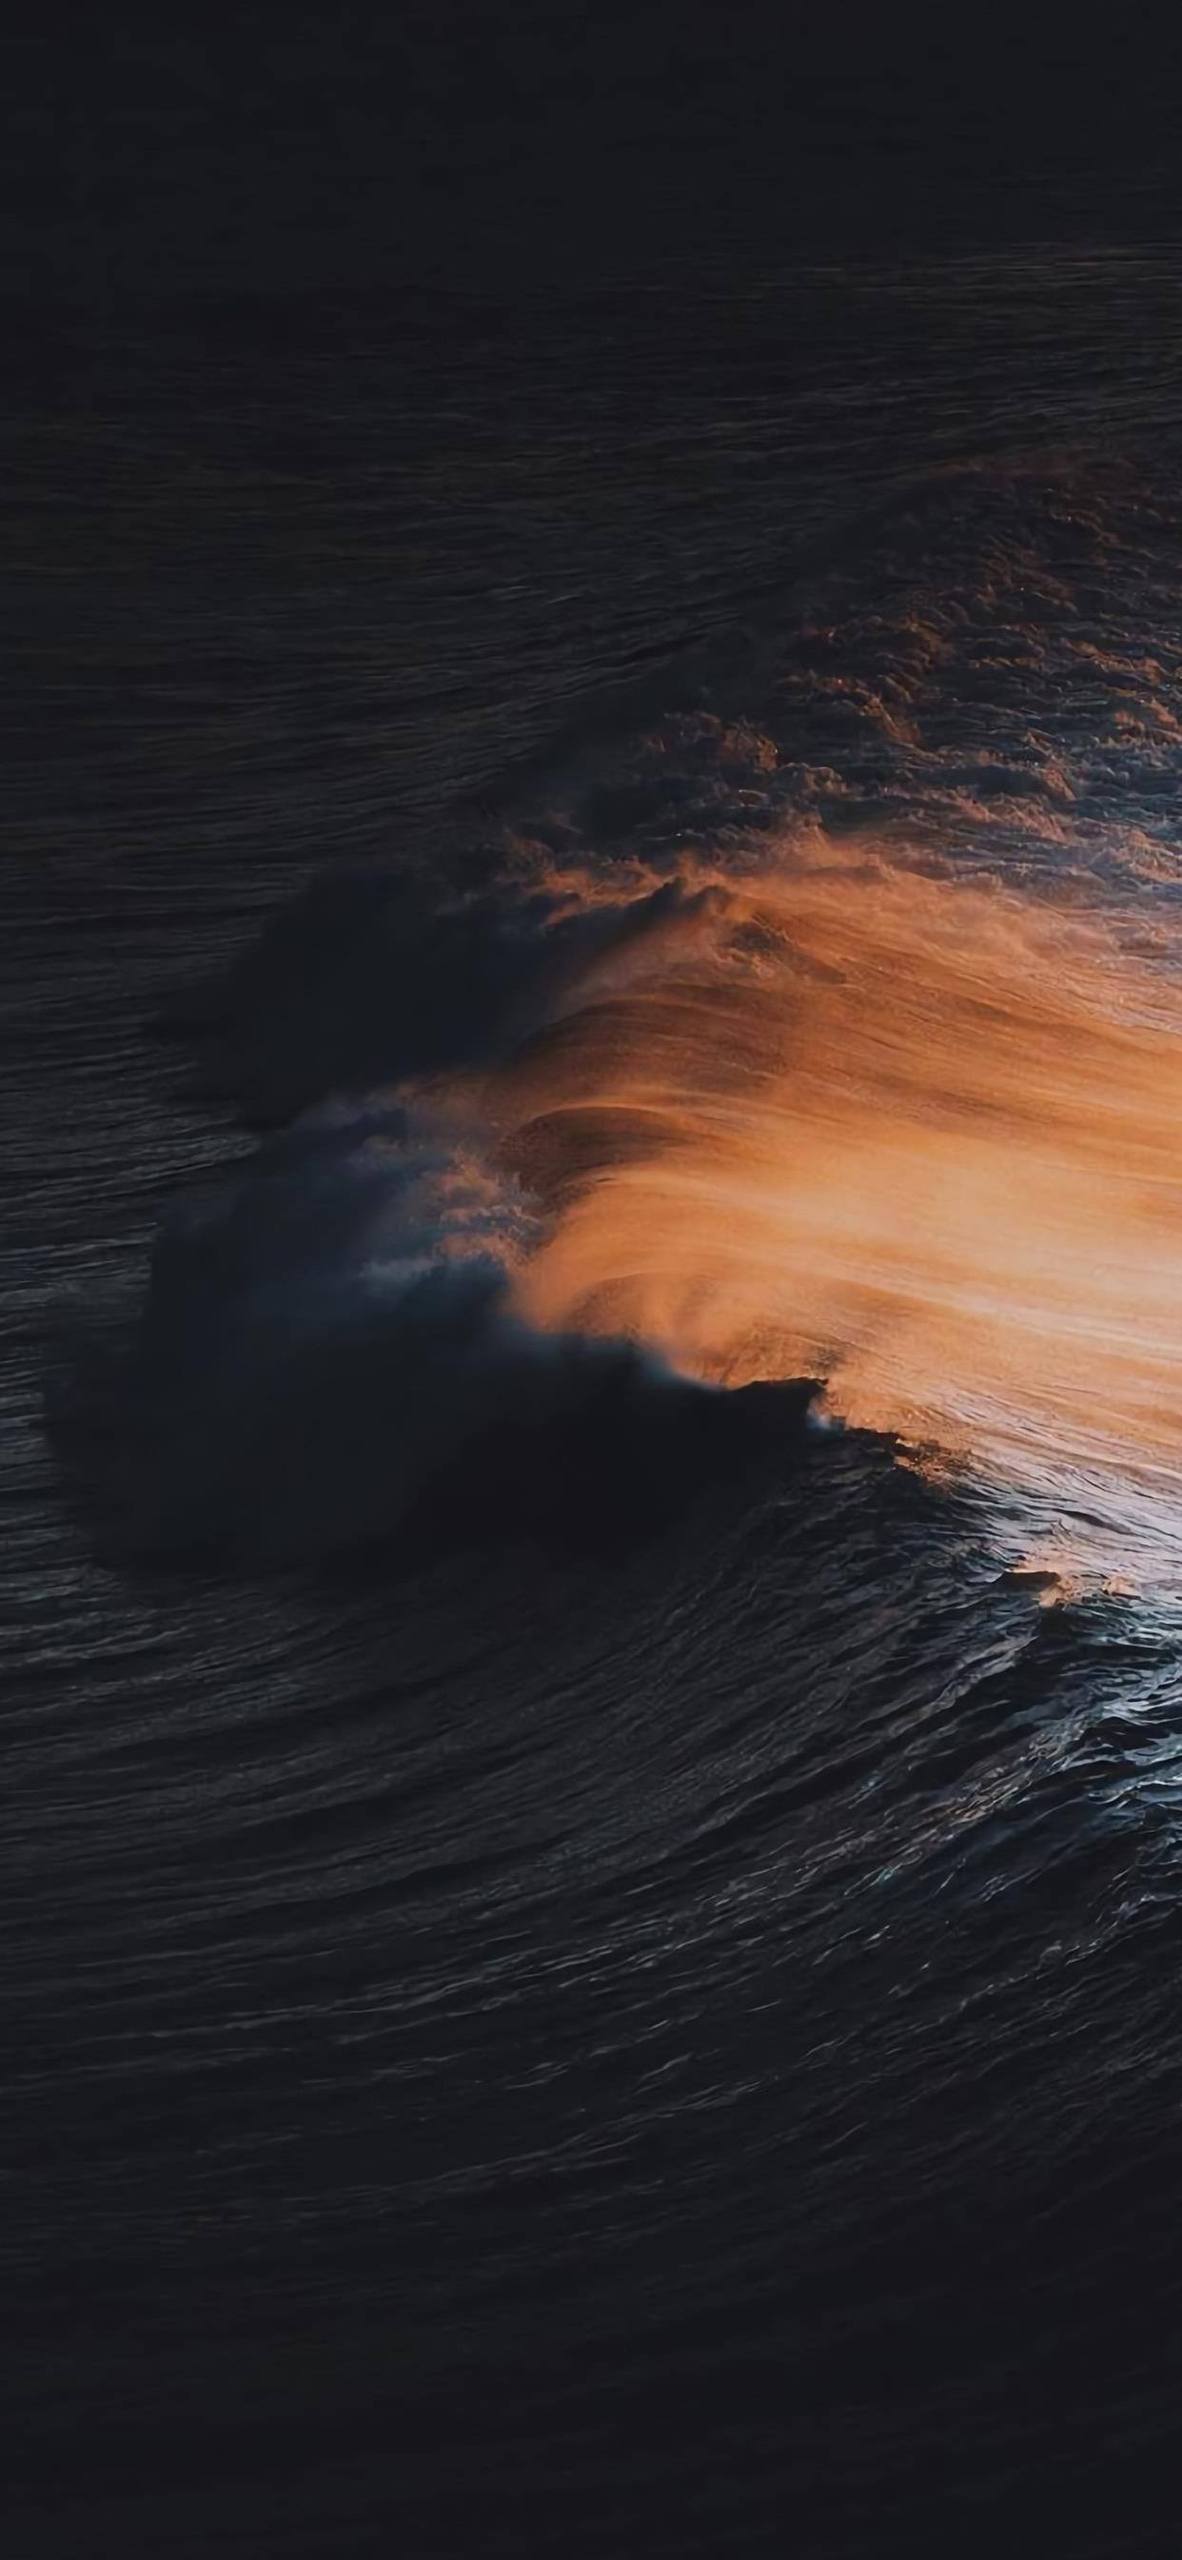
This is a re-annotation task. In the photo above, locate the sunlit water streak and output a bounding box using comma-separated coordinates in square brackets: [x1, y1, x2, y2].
[385, 846, 1182, 1593]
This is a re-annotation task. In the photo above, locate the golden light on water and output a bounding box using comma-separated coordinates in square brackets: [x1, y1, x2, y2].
[463, 848, 1182, 1577]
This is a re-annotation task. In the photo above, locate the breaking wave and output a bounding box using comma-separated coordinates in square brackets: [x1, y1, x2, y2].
[112, 456, 1182, 1589]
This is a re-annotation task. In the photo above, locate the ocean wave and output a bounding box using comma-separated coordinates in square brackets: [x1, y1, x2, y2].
[60, 456, 1182, 1589]
[21, 281, 1182, 2558]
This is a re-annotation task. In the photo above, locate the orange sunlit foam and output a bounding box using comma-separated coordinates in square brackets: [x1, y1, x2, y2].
[442, 846, 1182, 1571]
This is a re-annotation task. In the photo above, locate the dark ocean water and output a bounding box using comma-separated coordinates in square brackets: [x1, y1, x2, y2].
[10, 239, 1182, 2556]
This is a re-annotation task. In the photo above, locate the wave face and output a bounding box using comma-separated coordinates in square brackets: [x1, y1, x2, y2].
[14, 256, 1182, 2559]
[457, 849, 1182, 1580]
[146, 457, 1182, 1591]
[489, 460, 1182, 1564]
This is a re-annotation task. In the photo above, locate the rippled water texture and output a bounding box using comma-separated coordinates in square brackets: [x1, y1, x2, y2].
[10, 250, 1182, 2554]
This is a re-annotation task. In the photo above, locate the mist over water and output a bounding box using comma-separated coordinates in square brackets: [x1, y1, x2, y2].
[460, 849, 1182, 1584]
